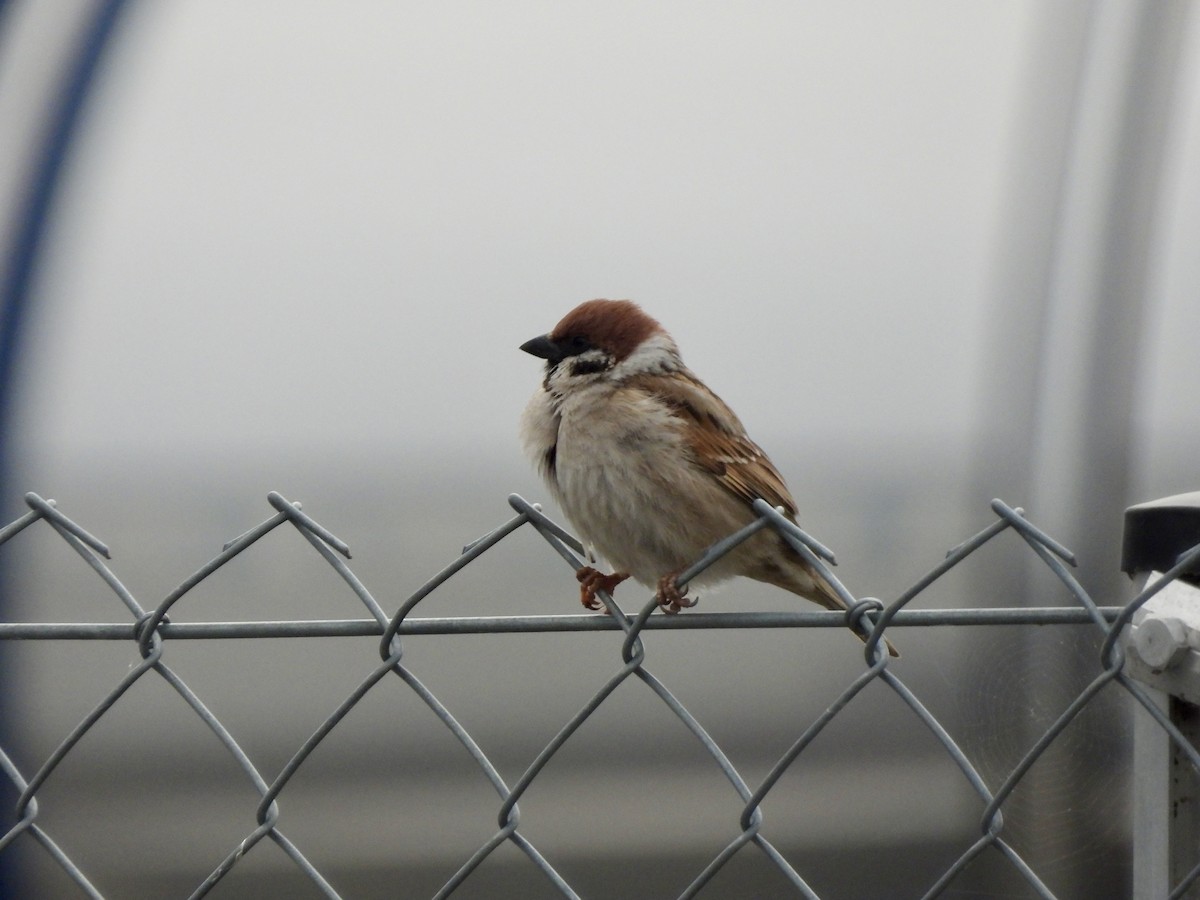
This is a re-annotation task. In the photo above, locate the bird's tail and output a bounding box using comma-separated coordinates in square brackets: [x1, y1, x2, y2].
[778, 561, 901, 659]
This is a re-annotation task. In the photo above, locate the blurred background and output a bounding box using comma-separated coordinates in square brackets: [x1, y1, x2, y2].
[1, 1, 1198, 897]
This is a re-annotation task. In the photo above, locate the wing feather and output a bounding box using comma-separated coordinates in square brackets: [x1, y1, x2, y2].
[627, 371, 798, 519]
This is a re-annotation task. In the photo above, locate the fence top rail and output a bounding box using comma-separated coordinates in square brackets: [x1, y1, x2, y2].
[0, 606, 1125, 640]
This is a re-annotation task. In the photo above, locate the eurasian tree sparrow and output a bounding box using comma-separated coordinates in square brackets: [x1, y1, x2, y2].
[520, 299, 897, 656]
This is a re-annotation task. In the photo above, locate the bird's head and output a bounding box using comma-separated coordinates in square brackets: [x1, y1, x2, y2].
[520, 299, 682, 389]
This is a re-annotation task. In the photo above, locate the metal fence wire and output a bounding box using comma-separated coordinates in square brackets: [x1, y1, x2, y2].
[1, 489, 1198, 899]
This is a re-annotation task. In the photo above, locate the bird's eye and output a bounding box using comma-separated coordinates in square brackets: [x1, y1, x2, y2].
[569, 335, 591, 352]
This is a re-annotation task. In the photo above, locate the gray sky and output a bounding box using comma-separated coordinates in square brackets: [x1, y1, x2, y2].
[14, 2, 1036, 467]
[5, 2, 1198, 509]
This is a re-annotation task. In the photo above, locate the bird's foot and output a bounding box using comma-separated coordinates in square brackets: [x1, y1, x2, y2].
[576, 567, 629, 610]
[656, 572, 697, 614]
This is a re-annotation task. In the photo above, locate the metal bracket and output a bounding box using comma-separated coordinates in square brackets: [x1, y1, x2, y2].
[1124, 573, 1200, 703]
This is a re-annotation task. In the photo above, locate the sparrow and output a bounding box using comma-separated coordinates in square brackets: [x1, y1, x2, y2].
[519, 299, 897, 656]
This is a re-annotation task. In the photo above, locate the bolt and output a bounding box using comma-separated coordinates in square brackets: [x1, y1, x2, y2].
[1134, 616, 1190, 672]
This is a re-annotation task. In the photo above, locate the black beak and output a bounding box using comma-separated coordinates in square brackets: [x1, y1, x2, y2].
[520, 334, 563, 363]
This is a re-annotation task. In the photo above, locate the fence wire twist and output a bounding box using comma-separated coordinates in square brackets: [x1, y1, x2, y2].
[0, 489, 1197, 898]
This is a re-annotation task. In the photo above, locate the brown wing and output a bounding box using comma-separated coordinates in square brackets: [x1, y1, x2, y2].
[628, 371, 799, 519]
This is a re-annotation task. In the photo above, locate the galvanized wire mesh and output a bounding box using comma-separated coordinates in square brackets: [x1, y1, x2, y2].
[0, 489, 1197, 899]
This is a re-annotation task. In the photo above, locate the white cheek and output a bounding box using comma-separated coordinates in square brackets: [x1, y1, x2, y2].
[543, 352, 611, 391]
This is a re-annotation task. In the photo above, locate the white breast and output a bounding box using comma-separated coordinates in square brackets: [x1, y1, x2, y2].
[546, 385, 744, 585]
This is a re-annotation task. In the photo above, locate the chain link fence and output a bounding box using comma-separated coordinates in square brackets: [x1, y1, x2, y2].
[0, 488, 1197, 898]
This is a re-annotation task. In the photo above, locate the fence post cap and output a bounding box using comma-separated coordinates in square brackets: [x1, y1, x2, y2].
[1121, 491, 1200, 579]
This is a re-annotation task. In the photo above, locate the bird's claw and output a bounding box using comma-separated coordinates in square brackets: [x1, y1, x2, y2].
[576, 567, 629, 610]
[656, 573, 697, 614]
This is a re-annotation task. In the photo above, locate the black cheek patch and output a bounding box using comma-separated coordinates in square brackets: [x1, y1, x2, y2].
[570, 357, 610, 376]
